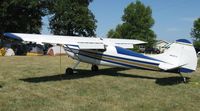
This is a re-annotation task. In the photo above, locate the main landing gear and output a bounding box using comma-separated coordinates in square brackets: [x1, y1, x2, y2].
[65, 61, 99, 74]
[179, 73, 187, 83]
[65, 61, 80, 75]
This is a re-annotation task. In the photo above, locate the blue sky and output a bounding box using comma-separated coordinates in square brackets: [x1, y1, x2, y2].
[42, 0, 200, 42]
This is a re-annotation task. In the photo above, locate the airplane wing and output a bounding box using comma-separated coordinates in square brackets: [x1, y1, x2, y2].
[3, 33, 146, 49]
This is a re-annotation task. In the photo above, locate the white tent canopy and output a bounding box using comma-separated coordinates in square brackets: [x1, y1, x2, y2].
[47, 46, 66, 56]
[5, 48, 15, 56]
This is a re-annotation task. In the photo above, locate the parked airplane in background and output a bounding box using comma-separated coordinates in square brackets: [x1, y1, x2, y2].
[3, 33, 198, 82]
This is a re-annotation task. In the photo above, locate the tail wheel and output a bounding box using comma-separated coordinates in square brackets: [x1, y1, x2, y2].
[65, 68, 74, 75]
[91, 65, 99, 72]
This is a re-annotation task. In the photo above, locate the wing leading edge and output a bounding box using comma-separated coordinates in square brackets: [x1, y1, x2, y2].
[3, 33, 146, 49]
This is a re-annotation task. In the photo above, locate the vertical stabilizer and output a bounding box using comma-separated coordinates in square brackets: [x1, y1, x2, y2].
[155, 39, 197, 73]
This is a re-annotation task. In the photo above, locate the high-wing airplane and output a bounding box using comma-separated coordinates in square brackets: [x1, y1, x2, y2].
[3, 33, 198, 82]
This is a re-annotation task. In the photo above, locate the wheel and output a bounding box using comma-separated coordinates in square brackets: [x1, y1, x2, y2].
[183, 77, 187, 83]
[91, 65, 99, 72]
[65, 68, 73, 74]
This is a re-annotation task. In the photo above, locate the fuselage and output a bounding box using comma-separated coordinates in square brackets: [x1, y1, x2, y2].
[64, 44, 163, 71]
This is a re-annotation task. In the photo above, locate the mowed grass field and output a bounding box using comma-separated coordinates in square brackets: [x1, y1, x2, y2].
[0, 56, 200, 111]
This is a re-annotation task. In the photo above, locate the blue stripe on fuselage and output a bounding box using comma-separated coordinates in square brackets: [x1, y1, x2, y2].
[115, 46, 162, 62]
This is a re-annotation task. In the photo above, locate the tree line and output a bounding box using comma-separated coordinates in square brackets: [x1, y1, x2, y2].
[0, 0, 96, 37]
[0, 0, 200, 48]
[107, 1, 156, 48]
[191, 18, 200, 48]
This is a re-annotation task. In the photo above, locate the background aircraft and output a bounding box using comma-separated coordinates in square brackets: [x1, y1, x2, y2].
[3, 33, 198, 82]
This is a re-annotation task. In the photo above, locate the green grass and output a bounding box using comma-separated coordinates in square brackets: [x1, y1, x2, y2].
[0, 56, 200, 111]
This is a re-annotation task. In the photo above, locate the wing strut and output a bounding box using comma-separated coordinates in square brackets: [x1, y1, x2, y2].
[64, 44, 80, 59]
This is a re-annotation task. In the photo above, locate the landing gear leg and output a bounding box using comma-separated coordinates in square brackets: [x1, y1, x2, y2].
[91, 65, 99, 72]
[179, 73, 187, 83]
[65, 61, 80, 74]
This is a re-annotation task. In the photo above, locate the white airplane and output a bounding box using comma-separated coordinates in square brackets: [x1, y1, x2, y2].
[3, 33, 198, 82]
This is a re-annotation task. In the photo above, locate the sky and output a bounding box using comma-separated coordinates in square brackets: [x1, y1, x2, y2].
[41, 0, 200, 42]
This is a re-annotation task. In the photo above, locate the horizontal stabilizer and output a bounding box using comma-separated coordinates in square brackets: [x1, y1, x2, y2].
[102, 38, 146, 48]
[159, 62, 186, 70]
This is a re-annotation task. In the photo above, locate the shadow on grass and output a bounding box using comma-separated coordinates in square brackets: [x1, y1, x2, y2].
[0, 82, 4, 89]
[20, 67, 190, 86]
[156, 77, 190, 85]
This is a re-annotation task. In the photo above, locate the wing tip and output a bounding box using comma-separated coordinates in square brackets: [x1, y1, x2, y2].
[3, 33, 22, 40]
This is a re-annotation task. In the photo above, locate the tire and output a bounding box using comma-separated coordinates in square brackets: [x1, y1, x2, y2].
[91, 65, 99, 72]
[65, 68, 73, 75]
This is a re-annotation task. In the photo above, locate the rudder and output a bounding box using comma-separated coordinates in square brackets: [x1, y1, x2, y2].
[175, 39, 197, 73]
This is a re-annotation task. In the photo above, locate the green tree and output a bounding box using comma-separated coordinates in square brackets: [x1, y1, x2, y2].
[49, 0, 97, 36]
[191, 18, 200, 48]
[107, 1, 156, 48]
[0, 0, 45, 33]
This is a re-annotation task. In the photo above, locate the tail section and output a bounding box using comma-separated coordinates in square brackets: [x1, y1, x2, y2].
[175, 39, 197, 72]
[153, 39, 197, 73]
